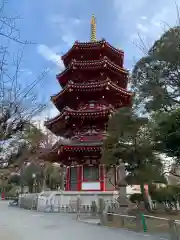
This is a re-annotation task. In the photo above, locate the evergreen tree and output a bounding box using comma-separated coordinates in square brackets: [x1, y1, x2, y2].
[151, 109, 180, 167]
[132, 26, 180, 113]
[102, 107, 165, 201]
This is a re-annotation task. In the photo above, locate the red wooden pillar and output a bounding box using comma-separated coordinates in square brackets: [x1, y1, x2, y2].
[77, 165, 82, 191]
[1, 192, 5, 200]
[100, 165, 105, 191]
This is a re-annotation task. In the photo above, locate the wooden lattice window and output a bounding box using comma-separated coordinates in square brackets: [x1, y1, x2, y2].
[83, 166, 99, 181]
[69, 167, 78, 190]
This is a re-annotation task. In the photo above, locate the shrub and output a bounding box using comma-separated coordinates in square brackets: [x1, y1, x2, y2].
[129, 193, 143, 203]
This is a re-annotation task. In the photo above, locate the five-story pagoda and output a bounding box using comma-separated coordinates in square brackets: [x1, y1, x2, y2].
[44, 15, 132, 191]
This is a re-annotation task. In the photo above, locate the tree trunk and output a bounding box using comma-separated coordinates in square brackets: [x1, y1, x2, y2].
[140, 183, 149, 211]
[28, 184, 33, 193]
[20, 184, 24, 194]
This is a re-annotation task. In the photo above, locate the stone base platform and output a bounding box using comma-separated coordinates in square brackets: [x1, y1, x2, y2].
[37, 190, 119, 210]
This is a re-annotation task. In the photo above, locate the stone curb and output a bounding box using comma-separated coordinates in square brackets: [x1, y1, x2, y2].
[78, 219, 100, 226]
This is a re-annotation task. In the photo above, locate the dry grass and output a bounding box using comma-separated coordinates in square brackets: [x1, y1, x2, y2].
[145, 212, 180, 234]
[105, 215, 137, 231]
[105, 212, 180, 234]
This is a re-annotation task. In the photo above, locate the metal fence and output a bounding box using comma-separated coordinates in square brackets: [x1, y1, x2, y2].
[16, 195, 180, 240]
[103, 213, 180, 239]
[76, 199, 180, 240]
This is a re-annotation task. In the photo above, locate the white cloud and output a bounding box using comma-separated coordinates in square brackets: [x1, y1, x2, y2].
[62, 34, 75, 47]
[112, 0, 180, 68]
[113, 0, 145, 14]
[132, 7, 172, 43]
[114, 0, 179, 39]
[136, 23, 148, 33]
[74, 18, 80, 25]
[50, 15, 81, 46]
[37, 44, 64, 70]
[33, 103, 59, 121]
[19, 68, 33, 75]
[140, 16, 147, 20]
[32, 104, 59, 133]
[113, 0, 180, 58]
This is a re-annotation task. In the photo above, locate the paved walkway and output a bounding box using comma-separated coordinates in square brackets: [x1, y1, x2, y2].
[0, 201, 167, 240]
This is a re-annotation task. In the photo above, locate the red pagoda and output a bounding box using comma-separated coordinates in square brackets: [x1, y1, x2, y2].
[44, 15, 132, 192]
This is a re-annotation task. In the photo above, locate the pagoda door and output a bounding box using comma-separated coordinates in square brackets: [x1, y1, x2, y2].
[81, 165, 104, 191]
[67, 167, 78, 191]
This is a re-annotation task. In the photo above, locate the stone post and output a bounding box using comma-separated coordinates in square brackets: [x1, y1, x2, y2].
[168, 219, 179, 240]
[76, 197, 81, 220]
[116, 162, 129, 213]
[98, 198, 105, 225]
[91, 200, 97, 216]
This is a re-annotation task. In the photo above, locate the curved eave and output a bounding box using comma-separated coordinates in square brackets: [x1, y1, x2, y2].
[61, 39, 124, 62]
[58, 143, 102, 153]
[43, 141, 102, 156]
[45, 144, 102, 164]
[51, 79, 132, 103]
[61, 146, 101, 152]
[56, 58, 128, 83]
[44, 107, 113, 127]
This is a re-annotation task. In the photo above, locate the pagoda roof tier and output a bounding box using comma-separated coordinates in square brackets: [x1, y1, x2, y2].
[50, 138, 102, 149]
[52, 79, 131, 101]
[51, 79, 132, 111]
[59, 144, 101, 154]
[58, 140, 102, 166]
[44, 104, 113, 135]
[45, 105, 113, 125]
[61, 39, 124, 67]
[60, 141, 102, 149]
[45, 106, 113, 136]
[71, 133, 105, 142]
[41, 140, 102, 165]
[57, 57, 128, 87]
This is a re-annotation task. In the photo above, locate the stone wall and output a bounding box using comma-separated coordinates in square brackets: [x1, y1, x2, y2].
[19, 193, 39, 210]
[19, 190, 119, 212]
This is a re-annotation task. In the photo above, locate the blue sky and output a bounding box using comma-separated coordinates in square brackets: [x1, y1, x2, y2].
[6, 0, 180, 119]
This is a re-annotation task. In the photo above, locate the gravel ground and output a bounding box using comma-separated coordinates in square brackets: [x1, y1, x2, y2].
[0, 201, 167, 240]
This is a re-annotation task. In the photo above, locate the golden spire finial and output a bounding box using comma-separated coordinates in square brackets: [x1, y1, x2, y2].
[91, 14, 97, 42]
